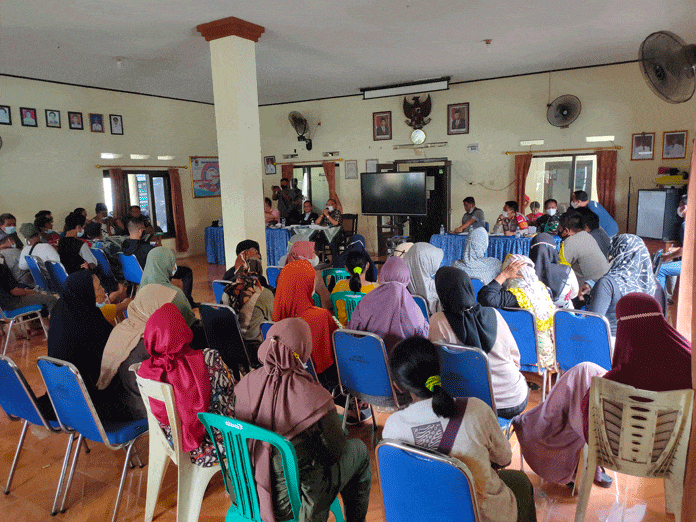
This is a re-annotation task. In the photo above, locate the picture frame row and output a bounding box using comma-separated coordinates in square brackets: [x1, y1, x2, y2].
[0, 106, 123, 135]
[631, 131, 688, 161]
[372, 103, 469, 141]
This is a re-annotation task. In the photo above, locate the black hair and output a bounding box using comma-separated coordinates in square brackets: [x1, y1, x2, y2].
[530, 201, 540, 211]
[389, 337, 456, 418]
[345, 249, 370, 292]
[95, 203, 107, 213]
[127, 216, 146, 234]
[463, 196, 475, 205]
[573, 190, 589, 202]
[64, 211, 86, 232]
[35, 210, 51, 219]
[280, 178, 289, 184]
[0, 213, 15, 225]
[236, 240, 261, 255]
[504, 200, 519, 213]
[680, 195, 688, 206]
[573, 207, 600, 231]
[34, 215, 53, 231]
[73, 207, 86, 216]
[129, 205, 140, 211]
[559, 211, 583, 232]
[264, 197, 272, 206]
[543, 198, 557, 208]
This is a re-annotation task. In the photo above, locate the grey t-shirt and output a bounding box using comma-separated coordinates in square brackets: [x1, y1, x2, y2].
[562, 230, 610, 285]
[461, 208, 485, 230]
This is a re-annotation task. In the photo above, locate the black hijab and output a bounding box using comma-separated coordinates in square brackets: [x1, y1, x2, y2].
[529, 233, 570, 300]
[434, 267, 497, 353]
[47, 270, 113, 391]
[58, 236, 87, 274]
[334, 234, 377, 282]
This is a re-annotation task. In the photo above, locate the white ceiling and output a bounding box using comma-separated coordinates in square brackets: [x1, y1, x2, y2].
[2, 0, 695, 105]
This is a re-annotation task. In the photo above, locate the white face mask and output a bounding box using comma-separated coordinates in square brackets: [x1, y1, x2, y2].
[96, 301, 107, 309]
[172, 264, 178, 277]
[546, 208, 557, 216]
[3, 226, 16, 235]
[77, 230, 84, 237]
[570, 201, 579, 209]
[327, 206, 334, 212]
[677, 206, 686, 218]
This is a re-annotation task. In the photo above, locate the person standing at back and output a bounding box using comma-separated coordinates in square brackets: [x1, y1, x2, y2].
[570, 190, 618, 237]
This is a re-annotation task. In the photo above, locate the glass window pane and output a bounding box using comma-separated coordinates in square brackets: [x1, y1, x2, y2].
[102, 177, 113, 214]
[152, 177, 169, 234]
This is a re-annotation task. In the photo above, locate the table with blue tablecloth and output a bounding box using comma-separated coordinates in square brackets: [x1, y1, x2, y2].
[430, 233, 562, 267]
[204, 226, 292, 266]
[205, 226, 225, 264]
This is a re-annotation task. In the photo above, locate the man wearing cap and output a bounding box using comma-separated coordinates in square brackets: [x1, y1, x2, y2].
[0, 232, 33, 288]
[0, 213, 23, 249]
[17, 222, 61, 280]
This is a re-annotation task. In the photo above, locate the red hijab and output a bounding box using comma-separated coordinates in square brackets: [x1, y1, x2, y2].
[137, 303, 211, 452]
[273, 260, 337, 373]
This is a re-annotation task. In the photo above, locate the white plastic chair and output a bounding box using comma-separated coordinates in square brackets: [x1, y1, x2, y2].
[131, 364, 221, 522]
[574, 377, 694, 522]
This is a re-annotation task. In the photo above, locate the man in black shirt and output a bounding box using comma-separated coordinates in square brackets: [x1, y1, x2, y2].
[0, 260, 56, 317]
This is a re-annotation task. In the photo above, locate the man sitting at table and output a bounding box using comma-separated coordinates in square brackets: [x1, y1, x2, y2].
[264, 198, 280, 226]
[452, 196, 485, 233]
[570, 190, 618, 237]
[492, 201, 527, 235]
[314, 198, 342, 227]
[557, 211, 609, 286]
[299, 200, 319, 225]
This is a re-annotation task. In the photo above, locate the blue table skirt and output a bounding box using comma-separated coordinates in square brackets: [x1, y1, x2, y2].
[205, 226, 225, 264]
[205, 227, 291, 266]
[430, 233, 562, 266]
[266, 228, 291, 266]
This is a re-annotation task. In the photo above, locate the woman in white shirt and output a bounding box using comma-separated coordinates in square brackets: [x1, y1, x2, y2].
[383, 337, 536, 522]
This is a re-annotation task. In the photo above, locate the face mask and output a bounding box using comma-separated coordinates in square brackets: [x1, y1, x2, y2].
[677, 207, 686, 218]
[96, 301, 107, 309]
[172, 264, 178, 277]
[570, 201, 579, 209]
[327, 206, 334, 212]
[546, 208, 557, 216]
[45, 229, 54, 234]
[77, 230, 84, 237]
[304, 212, 310, 218]
[3, 226, 16, 235]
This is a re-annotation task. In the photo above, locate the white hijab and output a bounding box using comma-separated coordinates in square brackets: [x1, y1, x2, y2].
[404, 242, 444, 315]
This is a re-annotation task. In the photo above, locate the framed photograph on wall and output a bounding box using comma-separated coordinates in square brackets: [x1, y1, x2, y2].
[89, 113, 104, 132]
[366, 159, 378, 173]
[45, 109, 61, 128]
[631, 132, 654, 161]
[109, 114, 123, 135]
[0, 106, 11, 125]
[662, 130, 687, 160]
[345, 160, 358, 179]
[264, 156, 276, 175]
[20, 107, 37, 127]
[447, 103, 469, 135]
[68, 112, 83, 130]
[373, 111, 392, 141]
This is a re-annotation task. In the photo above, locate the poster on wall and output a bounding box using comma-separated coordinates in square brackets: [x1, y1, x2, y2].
[190, 156, 221, 198]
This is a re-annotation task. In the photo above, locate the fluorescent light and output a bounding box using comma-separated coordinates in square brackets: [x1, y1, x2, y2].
[157, 155, 175, 161]
[130, 154, 150, 160]
[585, 135, 615, 142]
[100, 153, 122, 159]
[361, 77, 450, 100]
[520, 140, 544, 146]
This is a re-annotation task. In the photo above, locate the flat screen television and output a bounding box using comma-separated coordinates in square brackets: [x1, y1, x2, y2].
[360, 171, 427, 216]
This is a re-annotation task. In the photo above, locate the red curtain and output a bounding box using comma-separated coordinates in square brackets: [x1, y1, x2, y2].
[109, 168, 127, 221]
[168, 168, 189, 253]
[596, 150, 618, 217]
[514, 154, 533, 211]
[323, 161, 336, 199]
[281, 164, 293, 181]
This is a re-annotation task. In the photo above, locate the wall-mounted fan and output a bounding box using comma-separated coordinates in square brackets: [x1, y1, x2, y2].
[546, 95, 581, 128]
[639, 31, 695, 104]
[288, 111, 312, 150]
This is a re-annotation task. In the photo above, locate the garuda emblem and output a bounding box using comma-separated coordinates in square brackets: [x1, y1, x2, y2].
[403, 95, 432, 129]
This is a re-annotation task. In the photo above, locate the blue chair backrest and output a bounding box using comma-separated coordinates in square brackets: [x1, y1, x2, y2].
[553, 309, 613, 373]
[412, 294, 429, 322]
[118, 253, 143, 285]
[332, 329, 397, 404]
[45, 261, 68, 292]
[212, 279, 232, 304]
[90, 248, 114, 278]
[497, 308, 539, 373]
[266, 266, 281, 289]
[260, 321, 274, 340]
[377, 441, 480, 522]
[470, 278, 484, 296]
[24, 255, 51, 292]
[0, 355, 48, 428]
[37, 357, 106, 443]
[438, 344, 496, 411]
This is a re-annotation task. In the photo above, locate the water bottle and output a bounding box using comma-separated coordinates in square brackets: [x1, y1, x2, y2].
[281, 217, 286, 227]
[440, 224, 445, 235]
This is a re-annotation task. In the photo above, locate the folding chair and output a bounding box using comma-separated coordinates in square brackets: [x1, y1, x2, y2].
[470, 278, 484, 296]
[118, 253, 143, 296]
[37, 356, 149, 522]
[321, 268, 349, 292]
[553, 309, 613, 374]
[266, 266, 281, 289]
[376, 440, 480, 522]
[0, 302, 47, 355]
[24, 255, 52, 292]
[332, 329, 402, 435]
[212, 279, 232, 304]
[330, 291, 364, 324]
[91, 247, 115, 278]
[261, 321, 318, 381]
[575, 378, 694, 521]
[197, 413, 344, 522]
[45, 261, 68, 293]
[412, 294, 429, 323]
[437, 344, 514, 438]
[199, 303, 252, 381]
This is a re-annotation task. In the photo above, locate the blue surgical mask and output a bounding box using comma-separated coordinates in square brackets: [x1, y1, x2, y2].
[96, 301, 107, 309]
[77, 230, 84, 237]
[3, 226, 16, 235]
[45, 229, 54, 234]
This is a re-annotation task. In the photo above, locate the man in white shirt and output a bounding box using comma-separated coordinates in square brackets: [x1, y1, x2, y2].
[17, 223, 61, 281]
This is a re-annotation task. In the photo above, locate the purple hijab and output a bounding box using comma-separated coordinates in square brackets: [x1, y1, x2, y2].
[347, 256, 428, 353]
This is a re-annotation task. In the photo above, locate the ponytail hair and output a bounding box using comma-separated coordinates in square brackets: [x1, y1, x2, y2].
[345, 250, 370, 293]
[389, 337, 456, 418]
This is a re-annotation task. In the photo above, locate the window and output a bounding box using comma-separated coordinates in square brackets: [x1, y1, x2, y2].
[103, 170, 176, 238]
[291, 165, 334, 210]
[525, 154, 598, 210]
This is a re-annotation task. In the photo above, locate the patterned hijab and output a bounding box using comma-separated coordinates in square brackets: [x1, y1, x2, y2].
[606, 234, 656, 297]
[404, 242, 444, 315]
[224, 248, 263, 314]
[502, 254, 555, 331]
[529, 233, 570, 300]
[452, 227, 501, 285]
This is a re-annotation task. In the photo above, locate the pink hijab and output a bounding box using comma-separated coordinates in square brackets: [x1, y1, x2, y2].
[137, 303, 211, 452]
[234, 318, 335, 522]
[286, 241, 315, 263]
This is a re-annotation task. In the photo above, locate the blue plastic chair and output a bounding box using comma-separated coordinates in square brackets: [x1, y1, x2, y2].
[37, 356, 149, 522]
[90, 248, 114, 278]
[266, 266, 281, 288]
[376, 440, 480, 522]
[553, 309, 613, 373]
[261, 321, 318, 381]
[24, 255, 52, 292]
[45, 261, 68, 293]
[212, 279, 232, 304]
[197, 413, 344, 522]
[260, 321, 274, 340]
[437, 344, 513, 438]
[199, 303, 251, 382]
[470, 278, 484, 296]
[412, 294, 429, 322]
[0, 302, 47, 355]
[118, 252, 144, 288]
[332, 329, 401, 433]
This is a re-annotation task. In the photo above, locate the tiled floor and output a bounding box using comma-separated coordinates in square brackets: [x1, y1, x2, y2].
[0, 254, 675, 521]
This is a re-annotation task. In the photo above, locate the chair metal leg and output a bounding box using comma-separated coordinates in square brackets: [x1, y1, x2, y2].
[111, 442, 136, 522]
[4, 420, 29, 494]
[38, 316, 48, 339]
[59, 434, 83, 513]
[81, 439, 90, 454]
[341, 394, 351, 432]
[131, 444, 144, 468]
[51, 434, 76, 516]
[2, 319, 15, 355]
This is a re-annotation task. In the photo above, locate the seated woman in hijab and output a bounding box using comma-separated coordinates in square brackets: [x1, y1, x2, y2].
[234, 318, 371, 522]
[348, 255, 428, 354]
[273, 260, 339, 387]
[137, 303, 234, 467]
[333, 235, 377, 283]
[279, 240, 333, 311]
[332, 250, 378, 325]
[478, 255, 556, 371]
[587, 234, 662, 338]
[513, 293, 691, 489]
[141, 247, 196, 325]
[430, 267, 529, 419]
[222, 248, 274, 348]
[383, 336, 537, 522]
[404, 242, 444, 315]
[529, 232, 577, 308]
[452, 227, 501, 285]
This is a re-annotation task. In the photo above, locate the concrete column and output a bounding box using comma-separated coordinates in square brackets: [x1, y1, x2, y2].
[197, 17, 266, 269]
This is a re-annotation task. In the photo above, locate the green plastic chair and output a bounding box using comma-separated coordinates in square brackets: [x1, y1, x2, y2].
[330, 291, 365, 324]
[321, 268, 350, 292]
[312, 292, 322, 307]
[197, 413, 344, 522]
